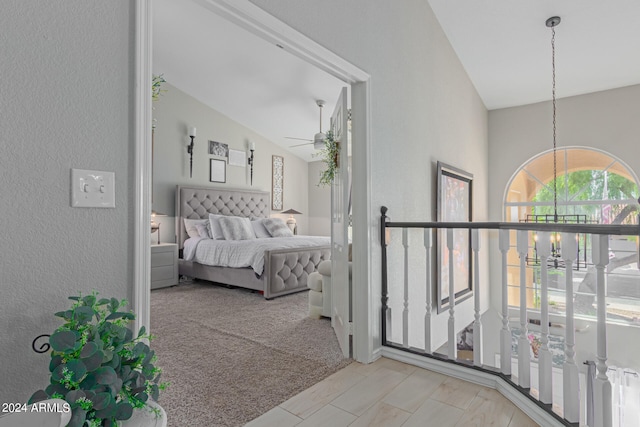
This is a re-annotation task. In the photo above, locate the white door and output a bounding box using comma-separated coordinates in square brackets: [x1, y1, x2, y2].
[331, 87, 351, 357]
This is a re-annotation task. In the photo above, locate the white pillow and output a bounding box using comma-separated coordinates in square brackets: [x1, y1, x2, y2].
[218, 216, 255, 241]
[208, 213, 226, 240]
[251, 219, 272, 238]
[262, 217, 293, 238]
[195, 223, 211, 238]
[184, 218, 209, 239]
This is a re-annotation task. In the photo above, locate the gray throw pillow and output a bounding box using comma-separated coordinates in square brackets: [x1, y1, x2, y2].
[218, 216, 255, 240]
[251, 219, 272, 238]
[263, 217, 293, 237]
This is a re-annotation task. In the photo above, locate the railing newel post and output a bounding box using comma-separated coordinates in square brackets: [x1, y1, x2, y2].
[381, 206, 390, 346]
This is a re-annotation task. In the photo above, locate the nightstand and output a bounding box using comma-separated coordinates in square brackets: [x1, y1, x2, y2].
[151, 243, 178, 289]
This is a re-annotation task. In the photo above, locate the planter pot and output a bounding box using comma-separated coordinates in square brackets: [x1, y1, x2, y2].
[121, 400, 167, 427]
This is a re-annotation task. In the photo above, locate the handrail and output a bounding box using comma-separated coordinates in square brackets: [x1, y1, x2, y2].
[381, 207, 640, 236]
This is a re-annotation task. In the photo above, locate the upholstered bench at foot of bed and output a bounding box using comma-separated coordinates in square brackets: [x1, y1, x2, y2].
[265, 246, 330, 299]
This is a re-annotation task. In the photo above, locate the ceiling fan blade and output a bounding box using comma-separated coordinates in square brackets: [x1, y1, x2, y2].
[285, 136, 312, 142]
[290, 141, 314, 148]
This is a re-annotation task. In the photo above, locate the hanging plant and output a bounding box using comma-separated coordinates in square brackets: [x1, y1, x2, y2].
[151, 74, 166, 101]
[152, 74, 167, 130]
[315, 130, 339, 187]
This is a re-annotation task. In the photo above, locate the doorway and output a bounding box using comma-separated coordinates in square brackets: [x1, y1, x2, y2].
[134, 0, 373, 363]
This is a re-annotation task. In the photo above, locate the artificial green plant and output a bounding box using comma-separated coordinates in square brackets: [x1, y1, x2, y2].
[316, 130, 339, 187]
[29, 292, 167, 427]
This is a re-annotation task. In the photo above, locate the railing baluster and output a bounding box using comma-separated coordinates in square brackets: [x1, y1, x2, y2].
[517, 230, 530, 389]
[424, 228, 433, 354]
[403, 228, 409, 348]
[593, 234, 612, 427]
[499, 229, 512, 376]
[561, 232, 579, 423]
[472, 229, 482, 366]
[537, 232, 552, 404]
[447, 228, 457, 360]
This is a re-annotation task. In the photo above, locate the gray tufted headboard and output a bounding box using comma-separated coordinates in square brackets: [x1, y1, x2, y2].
[175, 186, 270, 249]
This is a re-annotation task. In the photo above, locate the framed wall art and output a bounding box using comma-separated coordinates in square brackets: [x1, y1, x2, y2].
[228, 149, 246, 167]
[436, 161, 473, 313]
[210, 158, 226, 183]
[272, 155, 284, 210]
[208, 140, 229, 158]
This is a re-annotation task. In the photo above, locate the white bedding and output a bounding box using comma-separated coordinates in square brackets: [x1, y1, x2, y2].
[183, 235, 331, 275]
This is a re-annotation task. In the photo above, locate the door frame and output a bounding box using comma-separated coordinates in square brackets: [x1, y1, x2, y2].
[133, 0, 375, 362]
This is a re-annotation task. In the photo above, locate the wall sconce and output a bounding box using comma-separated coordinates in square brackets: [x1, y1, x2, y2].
[247, 141, 255, 186]
[187, 127, 196, 178]
[282, 208, 301, 235]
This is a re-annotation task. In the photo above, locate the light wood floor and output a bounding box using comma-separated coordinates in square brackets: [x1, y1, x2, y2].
[245, 357, 539, 427]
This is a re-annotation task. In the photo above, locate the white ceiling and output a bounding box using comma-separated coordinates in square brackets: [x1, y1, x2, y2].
[153, 0, 345, 162]
[154, 0, 640, 161]
[427, 0, 640, 110]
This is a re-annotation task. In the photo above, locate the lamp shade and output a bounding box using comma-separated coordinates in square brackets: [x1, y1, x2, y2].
[282, 209, 302, 215]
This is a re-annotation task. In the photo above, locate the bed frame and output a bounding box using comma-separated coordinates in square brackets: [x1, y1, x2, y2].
[175, 185, 330, 299]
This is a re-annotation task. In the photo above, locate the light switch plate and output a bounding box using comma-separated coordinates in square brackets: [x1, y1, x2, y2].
[71, 169, 115, 208]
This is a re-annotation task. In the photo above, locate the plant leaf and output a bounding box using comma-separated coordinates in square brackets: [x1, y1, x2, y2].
[50, 330, 78, 352]
[66, 359, 87, 382]
[94, 366, 117, 385]
[90, 392, 112, 410]
[28, 390, 49, 404]
[67, 408, 87, 427]
[80, 341, 99, 358]
[115, 401, 134, 420]
[65, 389, 86, 403]
[81, 350, 104, 372]
[94, 398, 117, 419]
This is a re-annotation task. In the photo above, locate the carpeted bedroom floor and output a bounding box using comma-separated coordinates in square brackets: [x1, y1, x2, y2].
[150, 280, 352, 427]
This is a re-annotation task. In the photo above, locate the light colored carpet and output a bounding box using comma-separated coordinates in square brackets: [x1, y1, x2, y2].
[150, 281, 352, 427]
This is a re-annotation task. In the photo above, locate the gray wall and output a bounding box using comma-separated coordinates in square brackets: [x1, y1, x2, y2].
[250, 0, 490, 348]
[152, 82, 311, 240]
[307, 160, 331, 236]
[488, 84, 640, 370]
[0, 1, 136, 403]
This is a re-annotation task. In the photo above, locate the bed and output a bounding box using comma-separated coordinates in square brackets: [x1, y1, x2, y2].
[176, 185, 331, 299]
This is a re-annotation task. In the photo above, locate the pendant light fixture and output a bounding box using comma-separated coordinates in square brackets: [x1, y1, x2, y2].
[523, 16, 589, 270]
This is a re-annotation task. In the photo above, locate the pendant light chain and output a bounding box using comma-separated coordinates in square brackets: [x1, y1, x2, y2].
[551, 25, 558, 222]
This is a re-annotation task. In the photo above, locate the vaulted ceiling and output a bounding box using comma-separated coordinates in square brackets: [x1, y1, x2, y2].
[154, 0, 640, 161]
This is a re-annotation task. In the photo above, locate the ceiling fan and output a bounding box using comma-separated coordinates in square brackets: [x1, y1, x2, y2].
[286, 99, 326, 149]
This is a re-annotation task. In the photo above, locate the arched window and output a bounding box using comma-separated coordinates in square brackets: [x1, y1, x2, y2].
[503, 147, 640, 323]
[504, 147, 639, 224]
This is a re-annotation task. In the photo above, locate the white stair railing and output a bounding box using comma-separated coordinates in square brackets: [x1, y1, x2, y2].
[379, 208, 638, 427]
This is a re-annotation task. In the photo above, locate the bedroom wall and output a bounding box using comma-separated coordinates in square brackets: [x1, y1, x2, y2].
[152, 82, 310, 240]
[0, 0, 135, 404]
[488, 84, 640, 371]
[307, 160, 331, 236]
[249, 0, 490, 352]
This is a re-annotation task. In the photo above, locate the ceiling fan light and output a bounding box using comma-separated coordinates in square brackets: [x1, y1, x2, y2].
[313, 132, 326, 149]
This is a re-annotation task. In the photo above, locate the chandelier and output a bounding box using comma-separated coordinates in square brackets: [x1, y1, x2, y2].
[522, 16, 590, 270]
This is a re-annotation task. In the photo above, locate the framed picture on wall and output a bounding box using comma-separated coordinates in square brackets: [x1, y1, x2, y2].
[208, 140, 229, 158]
[272, 155, 284, 210]
[436, 161, 473, 313]
[228, 149, 246, 167]
[210, 158, 226, 183]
